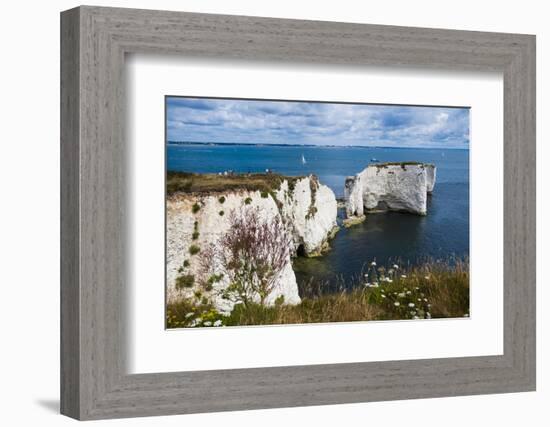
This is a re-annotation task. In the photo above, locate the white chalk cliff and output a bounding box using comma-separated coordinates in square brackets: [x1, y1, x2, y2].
[345, 163, 436, 217]
[167, 175, 338, 313]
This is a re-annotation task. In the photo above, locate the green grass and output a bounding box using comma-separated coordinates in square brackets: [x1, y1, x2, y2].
[167, 171, 305, 196]
[166, 259, 469, 328]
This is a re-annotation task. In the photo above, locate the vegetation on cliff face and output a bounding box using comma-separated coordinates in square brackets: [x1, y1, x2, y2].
[199, 208, 292, 307]
[305, 176, 319, 219]
[166, 258, 469, 328]
[166, 171, 305, 196]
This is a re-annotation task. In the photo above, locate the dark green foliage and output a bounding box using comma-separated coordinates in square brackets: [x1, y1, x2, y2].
[192, 203, 200, 213]
[183, 259, 190, 267]
[203, 273, 224, 292]
[219, 210, 224, 216]
[218, 196, 226, 204]
[287, 179, 297, 193]
[192, 231, 200, 240]
[260, 191, 269, 198]
[175, 274, 195, 290]
[189, 245, 200, 255]
[244, 197, 252, 205]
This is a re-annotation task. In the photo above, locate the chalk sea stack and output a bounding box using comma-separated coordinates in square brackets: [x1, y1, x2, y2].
[344, 162, 436, 219]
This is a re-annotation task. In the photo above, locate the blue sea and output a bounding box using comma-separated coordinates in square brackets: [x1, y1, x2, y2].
[167, 143, 469, 294]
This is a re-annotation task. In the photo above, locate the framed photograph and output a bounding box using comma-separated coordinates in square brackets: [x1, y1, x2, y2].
[61, 6, 536, 420]
[164, 96, 469, 328]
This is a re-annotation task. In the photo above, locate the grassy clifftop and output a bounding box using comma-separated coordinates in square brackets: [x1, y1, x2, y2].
[372, 161, 435, 169]
[167, 171, 305, 196]
[166, 259, 469, 328]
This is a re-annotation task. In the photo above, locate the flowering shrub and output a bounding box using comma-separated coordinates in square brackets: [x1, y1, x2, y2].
[201, 208, 291, 307]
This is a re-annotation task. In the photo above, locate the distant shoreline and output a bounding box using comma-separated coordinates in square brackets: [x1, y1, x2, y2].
[167, 141, 469, 150]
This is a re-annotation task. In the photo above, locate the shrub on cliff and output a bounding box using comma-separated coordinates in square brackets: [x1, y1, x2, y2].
[201, 208, 291, 307]
[175, 274, 195, 290]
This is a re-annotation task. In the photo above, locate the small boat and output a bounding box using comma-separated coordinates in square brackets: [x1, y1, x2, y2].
[370, 158, 380, 162]
[301, 154, 307, 165]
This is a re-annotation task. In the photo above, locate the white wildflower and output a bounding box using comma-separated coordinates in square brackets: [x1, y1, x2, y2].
[213, 320, 223, 327]
[393, 264, 399, 269]
[408, 303, 415, 308]
[190, 318, 202, 327]
[426, 312, 432, 319]
[381, 294, 386, 298]
[185, 312, 195, 318]
[364, 283, 371, 288]
[203, 321, 212, 326]
[417, 298, 421, 302]
[394, 301, 400, 307]
[397, 292, 405, 298]
[371, 261, 377, 266]
[406, 290, 412, 295]
[401, 275, 407, 279]
[372, 283, 379, 288]
[415, 287, 419, 290]
[424, 276, 430, 280]
[423, 298, 428, 302]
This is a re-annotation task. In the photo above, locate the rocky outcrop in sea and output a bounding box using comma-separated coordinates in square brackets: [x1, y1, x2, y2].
[344, 162, 436, 218]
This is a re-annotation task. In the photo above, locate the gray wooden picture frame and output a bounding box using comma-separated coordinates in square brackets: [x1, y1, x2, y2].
[60, 5, 536, 420]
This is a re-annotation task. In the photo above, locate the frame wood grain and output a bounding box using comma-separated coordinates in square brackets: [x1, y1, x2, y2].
[60, 5, 536, 420]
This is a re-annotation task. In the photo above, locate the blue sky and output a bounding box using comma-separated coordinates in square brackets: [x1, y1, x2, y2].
[166, 97, 470, 149]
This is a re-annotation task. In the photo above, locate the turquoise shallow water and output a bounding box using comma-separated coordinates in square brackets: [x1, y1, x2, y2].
[167, 143, 469, 294]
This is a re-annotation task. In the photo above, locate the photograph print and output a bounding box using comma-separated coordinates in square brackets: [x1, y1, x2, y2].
[165, 96, 470, 328]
